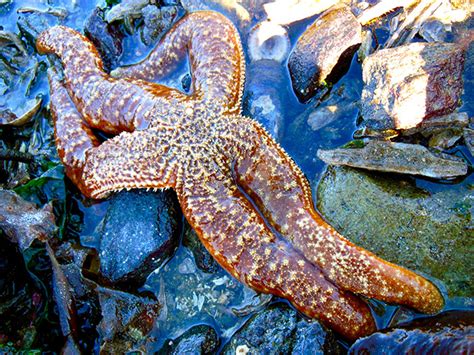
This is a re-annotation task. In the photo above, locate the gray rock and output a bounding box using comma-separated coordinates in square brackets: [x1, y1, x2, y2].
[400, 112, 469, 136]
[361, 42, 465, 130]
[349, 311, 474, 354]
[84, 7, 123, 71]
[97, 286, 160, 353]
[464, 128, 474, 156]
[159, 325, 220, 354]
[223, 305, 341, 354]
[288, 5, 362, 102]
[97, 190, 181, 287]
[316, 166, 473, 297]
[317, 140, 468, 179]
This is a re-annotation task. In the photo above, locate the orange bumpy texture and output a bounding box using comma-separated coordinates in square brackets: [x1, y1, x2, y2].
[36, 11, 443, 341]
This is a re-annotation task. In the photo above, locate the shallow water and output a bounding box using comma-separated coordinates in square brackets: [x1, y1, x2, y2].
[0, 0, 472, 352]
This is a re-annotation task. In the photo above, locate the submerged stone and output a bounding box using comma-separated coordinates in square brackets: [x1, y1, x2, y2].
[159, 324, 220, 354]
[97, 190, 181, 287]
[222, 304, 341, 354]
[349, 311, 474, 353]
[317, 140, 468, 179]
[316, 166, 473, 297]
[288, 5, 362, 102]
[361, 42, 465, 130]
[243, 59, 289, 139]
[97, 286, 160, 353]
[84, 7, 123, 71]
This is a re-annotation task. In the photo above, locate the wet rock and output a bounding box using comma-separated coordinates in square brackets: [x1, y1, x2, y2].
[263, 0, 337, 25]
[96, 190, 181, 288]
[0, 189, 56, 250]
[349, 311, 474, 353]
[243, 59, 289, 139]
[428, 128, 463, 150]
[141, 5, 180, 46]
[105, 0, 149, 23]
[464, 128, 474, 156]
[182, 224, 220, 274]
[159, 325, 220, 354]
[248, 21, 290, 63]
[316, 165, 473, 297]
[400, 112, 469, 136]
[84, 7, 123, 71]
[97, 286, 160, 353]
[288, 5, 362, 102]
[361, 42, 465, 130]
[292, 319, 342, 355]
[317, 140, 468, 179]
[223, 305, 341, 354]
[419, 19, 449, 43]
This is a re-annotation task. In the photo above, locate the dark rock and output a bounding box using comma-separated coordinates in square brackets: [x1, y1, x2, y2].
[223, 304, 341, 354]
[317, 140, 468, 179]
[243, 59, 290, 139]
[316, 166, 473, 297]
[292, 319, 342, 355]
[84, 7, 124, 71]
[182, 224, 220, 274]
[288, 5, 362, 102]
[97, 286, 160, 353]
[349, 311, 474, 354]
[0, 189, 56, 250]
[97, 190, 181, 288]
[159, 324, 220, 354]
[361, 42, 465, 130]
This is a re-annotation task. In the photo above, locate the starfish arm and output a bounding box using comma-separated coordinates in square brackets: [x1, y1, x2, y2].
[37, 26, 187, 134]
[81, 126, 180, 199]
[49, 71, 178, 198]
[176, 168, 375, 341]
[225, 116, 444, 314]
[48, 69, 100, 194]
[111, 11, 245, 114]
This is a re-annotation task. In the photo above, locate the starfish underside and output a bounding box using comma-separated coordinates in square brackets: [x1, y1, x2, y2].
[37, 11, 443, 340]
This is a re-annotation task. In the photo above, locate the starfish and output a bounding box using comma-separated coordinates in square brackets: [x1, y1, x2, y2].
[37, 11, 444, 340]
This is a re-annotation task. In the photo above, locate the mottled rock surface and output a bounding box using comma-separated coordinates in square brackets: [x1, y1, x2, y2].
[361, 42, 465, 130]
[97, 190, 181, 287]
[349, 311, 474, 354]
[288, 5, 361, 102]
[316, 166, 473, 297]
[159, 325, 219, 354]
[97, 286, 160, 353]
[222, 305, 341, 354]
[317, 140, 468, 179]
[84, 7, 123, 71]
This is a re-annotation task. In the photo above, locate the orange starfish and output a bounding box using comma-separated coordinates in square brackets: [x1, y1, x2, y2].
[37, 11, 443, 340]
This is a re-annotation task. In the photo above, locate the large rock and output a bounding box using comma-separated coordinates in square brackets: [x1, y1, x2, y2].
[222, 305, 341, 354]
[97, 190, 181, 287]
[317, 140, 468, 179]
[349, 311, 474, 353]
[288, 5, 361, 102]
[316, 166, 473, 297]
[361, 42, 465, 130]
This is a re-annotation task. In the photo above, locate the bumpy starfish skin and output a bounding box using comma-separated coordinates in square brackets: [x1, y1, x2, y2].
[37, 11, 444, 340]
